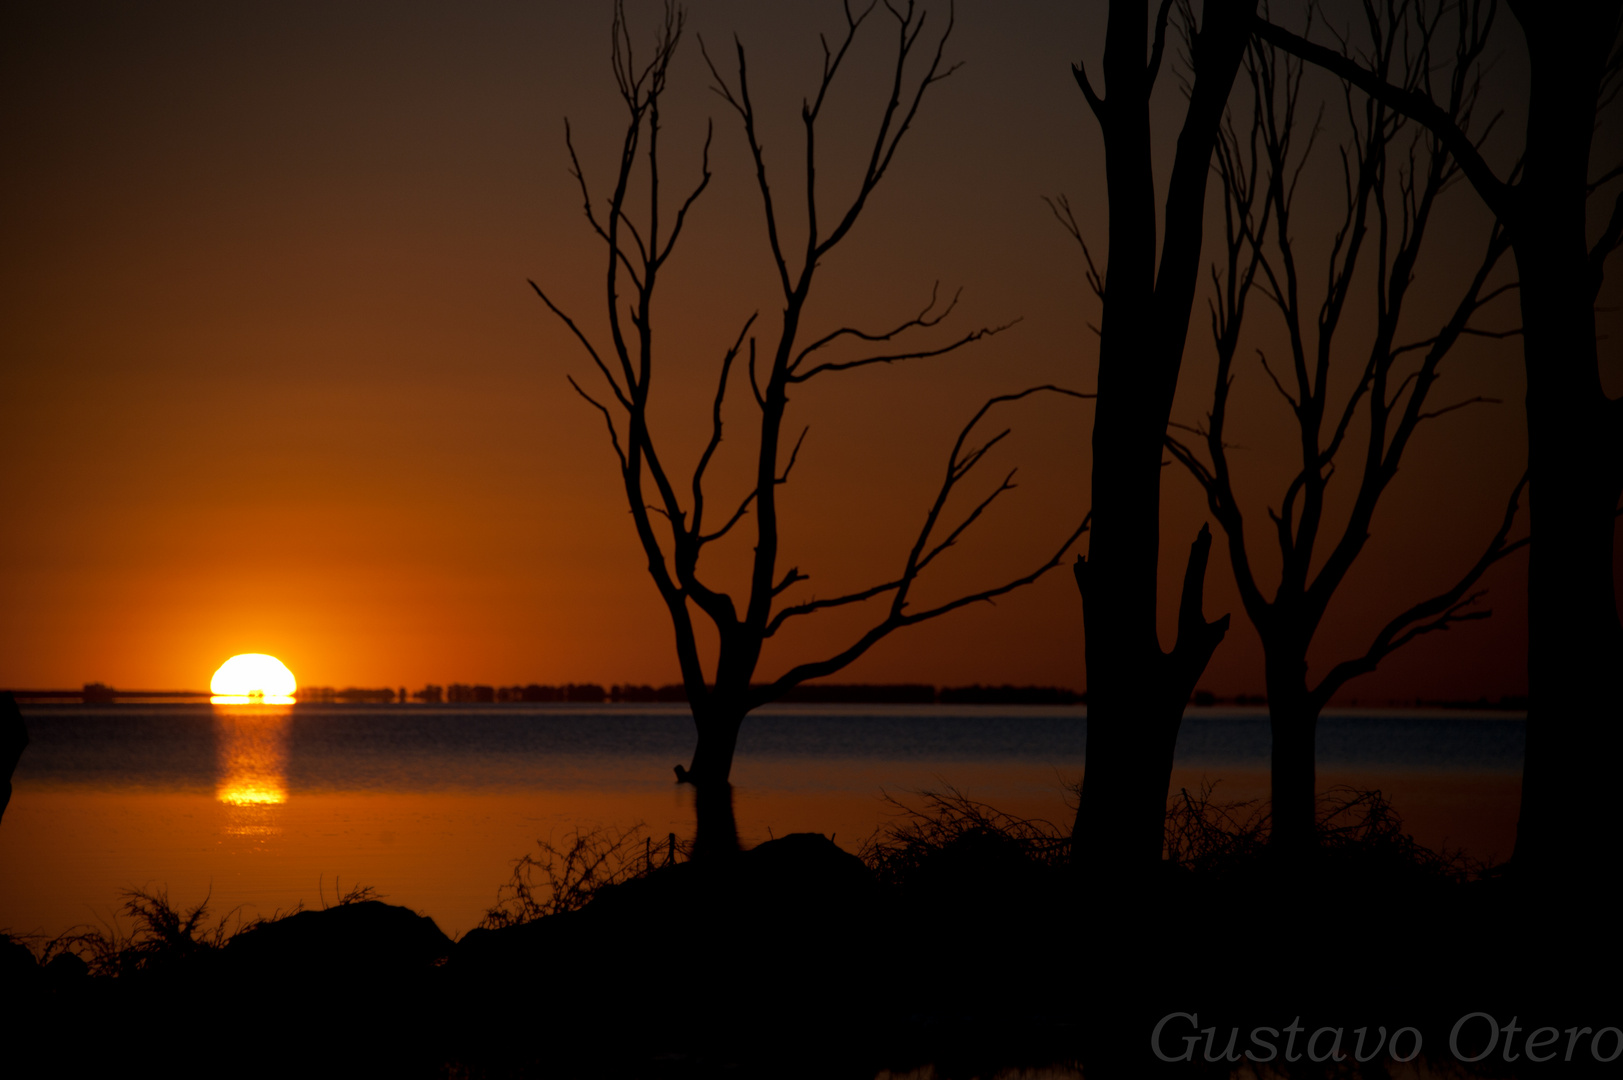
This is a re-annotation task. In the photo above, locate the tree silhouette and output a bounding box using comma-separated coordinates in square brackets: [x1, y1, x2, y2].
[1254, 1, 1623, 884]
[0, 692, 25, 826]
[1165, 17, 1528, 857]
[1054, 0, 1253, 875]
[536, 2, 1088, 857]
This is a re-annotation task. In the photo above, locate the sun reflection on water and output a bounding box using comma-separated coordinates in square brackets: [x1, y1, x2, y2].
[213, 700, 292, 833]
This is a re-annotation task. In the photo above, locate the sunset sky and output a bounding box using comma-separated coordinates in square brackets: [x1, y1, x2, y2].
[4, 1, 1613, 698]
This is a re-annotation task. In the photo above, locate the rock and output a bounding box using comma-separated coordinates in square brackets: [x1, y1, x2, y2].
[740, 831, 874, 905]
[452, 832, 876, 999]
[0, 935, 39, 990]
[442, 833, 881, 1073]
[222, 900, 452, 984]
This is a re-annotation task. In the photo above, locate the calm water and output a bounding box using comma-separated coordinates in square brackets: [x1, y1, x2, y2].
[1, 703, 1524, 937]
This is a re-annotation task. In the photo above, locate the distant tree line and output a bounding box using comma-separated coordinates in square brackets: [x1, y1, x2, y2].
[298, 686, 401, 704]
[7, 682, 1536, 710]
[404, 683, 1091, 706]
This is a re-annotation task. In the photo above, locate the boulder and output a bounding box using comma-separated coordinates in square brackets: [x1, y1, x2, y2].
[222, 900, 452, 984]
[0, 935, 39, 991]
[442, 833, 881, 1073]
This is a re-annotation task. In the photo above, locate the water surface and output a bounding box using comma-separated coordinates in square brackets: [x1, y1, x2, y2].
[0, 703, 1523, 937]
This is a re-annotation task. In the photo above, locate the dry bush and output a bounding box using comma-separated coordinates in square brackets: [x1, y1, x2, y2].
[859, 780, 1481, 888]
[858, 787, 1071, 889]
[1163, 780, 1270, 872]
[1164, 779, 1484, 881]
[1314, 785, 1483, 880]
[15, 879, 385, 978]
[480, 823, 682, 929]
[318, 875, 382, 908]
[27, 888, 257, 978]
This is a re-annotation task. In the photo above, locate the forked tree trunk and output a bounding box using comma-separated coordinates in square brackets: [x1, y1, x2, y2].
[1076, 526, 1233, 871]
[1069, 0, 1250, 877]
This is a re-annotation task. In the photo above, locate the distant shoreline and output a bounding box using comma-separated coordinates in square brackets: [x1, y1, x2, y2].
[3, 683, 1531, 711]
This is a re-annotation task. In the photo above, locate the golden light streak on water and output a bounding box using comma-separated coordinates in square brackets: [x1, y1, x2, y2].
[213, 700, 292, 825]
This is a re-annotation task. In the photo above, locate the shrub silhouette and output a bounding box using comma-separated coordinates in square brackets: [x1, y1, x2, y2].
[480, 823, 684, 928]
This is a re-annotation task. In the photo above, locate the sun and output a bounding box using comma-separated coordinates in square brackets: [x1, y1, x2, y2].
[210, 653, 297, 700]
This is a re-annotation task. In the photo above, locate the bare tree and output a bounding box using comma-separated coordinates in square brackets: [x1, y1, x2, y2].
[1255, 0, 1623, 885]
[1166, 12, 1527, 856]
[1055, 0, 1254, 876]
[536, 2, 1088, 857]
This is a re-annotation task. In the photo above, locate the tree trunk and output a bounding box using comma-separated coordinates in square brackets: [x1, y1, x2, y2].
[691, 780, 740, 863]
[683, 701, 744, 860]
[0, 693, 25, 826]
[1503, 4, 1623, 884]
[1072, 641, 1185, 871]
[1075, 525, 1231, 872]
[1071, 1, 1172, 875]
[1264, 654, 1317, 857]
[1509, 196, 1623, 881]
[1075, 371, 1186, 871]
[1070, 0, 1249, 877]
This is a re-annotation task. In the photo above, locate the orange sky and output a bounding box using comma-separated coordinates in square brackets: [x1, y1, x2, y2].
[3, 2, 1615, 698]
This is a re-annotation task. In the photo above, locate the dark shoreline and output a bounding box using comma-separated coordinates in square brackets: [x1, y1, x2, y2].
[5, 800, 1616, 1079]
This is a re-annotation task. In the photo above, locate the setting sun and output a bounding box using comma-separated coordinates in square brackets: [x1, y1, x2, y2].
[210, 653, 297, 700]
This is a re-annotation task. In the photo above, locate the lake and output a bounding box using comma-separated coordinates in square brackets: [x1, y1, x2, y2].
[0, 702, 1524, 939]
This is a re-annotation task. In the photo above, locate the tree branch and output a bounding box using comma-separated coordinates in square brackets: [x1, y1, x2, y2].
[697, 490, 756, 546]
[811, 0, 963, 262]
[764, 576, 904, 637]
[1168, 523, 1232, 680]
[754, 510, 1089, 708]
[761, 384, 1092, 651]
[1413, 394, 1501, 425]
[1146, 0, 1178, 90]
[700, 35, 794, 298]
[567, 375, 628, 471]
[777, 426, 809, 484]
[1310, 471, 1530, 710]
[532, 280, 632, 412]
[1251, 13, 1514, 220]
[791, 282, 961, 370]
[1072, 60, 1104, 119]
[1043, 193, 1106, 300]
[788, 320, 1018, 382]
[772, 566, 809, 597]
[916, 467, 1017, 574]
[691, 312, 759, 537]
[655, 120, 714, 267]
